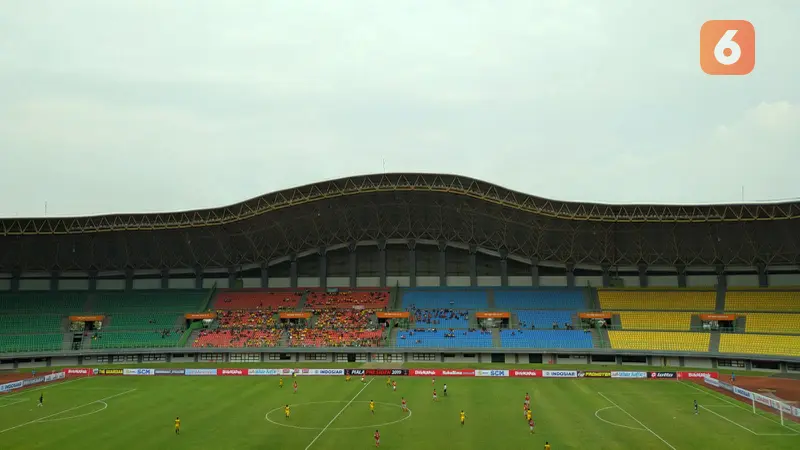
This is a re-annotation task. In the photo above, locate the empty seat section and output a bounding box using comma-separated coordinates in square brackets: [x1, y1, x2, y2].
[91, 290, 207, 313]
[410, 309, 470, 328]
[0, 314, 62, 333]
[0, 292, 86, 313]
[617, 312, 695, 330]
[494, 291, 587, 310]
[92, 331, 181, 349]
[104, 313, 180, 331]
[598, 290, 715, 311]
[213, 291, 301, 310]
[0, 334, 62, 353]
[193, 329, 282, 348]
[608, 331, 710, 352]
[395, 330, 493, 348]
[401, 290, 487, 309]
[725, 291, 800, 312]
[743, 313, 800, 334]
[515, 310, 574, 329]
[499, 330, 593, 349]
[305, 291, 389, 309]
[719, 334, 800, 357]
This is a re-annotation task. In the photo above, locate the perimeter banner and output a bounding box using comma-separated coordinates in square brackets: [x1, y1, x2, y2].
[577, 370, 611, 378]
[347, 369, 409, 376]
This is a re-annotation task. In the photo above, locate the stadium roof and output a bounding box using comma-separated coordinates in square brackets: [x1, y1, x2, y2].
[2, 173, 800, 271]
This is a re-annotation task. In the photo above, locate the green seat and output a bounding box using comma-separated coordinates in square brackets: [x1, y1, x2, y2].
[91, 331, 181, 349]
[0, 334, 62, 353]
[0, 315, 62, 334]
[104, 313, 181, 331]
[0, 292, 86, 313]
[91, 290, 207, 313]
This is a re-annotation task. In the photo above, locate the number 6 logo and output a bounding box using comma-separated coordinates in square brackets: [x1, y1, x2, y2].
[700, 20, 755, 75]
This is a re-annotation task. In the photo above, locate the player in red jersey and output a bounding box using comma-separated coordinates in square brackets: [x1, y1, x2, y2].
[432, 389, 438, 401]
[525, 392, 531, 406]
[293, 380, 298, 393]
[401, 397, 408, 412]
[374, 430, 380, 447]
[529, 418, 535, 434]
[432, 377, 435, 385]
[392, 380, 397, 392]
[523, 403, 529, 418]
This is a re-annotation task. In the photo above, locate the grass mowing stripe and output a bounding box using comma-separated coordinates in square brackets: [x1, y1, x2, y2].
[304, 378, 374, 450]
[0, 388, 137, 434]
[598, 392, 677, 450]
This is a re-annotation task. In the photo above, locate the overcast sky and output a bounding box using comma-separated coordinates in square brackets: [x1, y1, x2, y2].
[1, 1, 798, 217]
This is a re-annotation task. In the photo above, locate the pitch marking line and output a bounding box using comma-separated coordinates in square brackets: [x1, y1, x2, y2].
[0, 388, 136, 434]
[38, 401, 108, 423]
[305, 379, 373, 450]
[1, 377, 88, 399]
[0, 399, 27, 409]
[265, 400, 413, 431]
[598, 392, 677, 450]
[680, 381, 800, 435]
[700, 405, 756, 435]
[594, 406, 645, 431]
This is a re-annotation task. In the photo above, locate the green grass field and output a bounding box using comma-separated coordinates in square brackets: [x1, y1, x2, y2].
[1, 367, 798, 449]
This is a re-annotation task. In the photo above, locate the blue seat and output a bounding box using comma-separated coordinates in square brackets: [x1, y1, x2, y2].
[402, 290, 488, 309]
[515, 310, 575, 329]
[499, 330, 593, 349]
[395, 330, 493, 348]
[494, 290, 587, 310]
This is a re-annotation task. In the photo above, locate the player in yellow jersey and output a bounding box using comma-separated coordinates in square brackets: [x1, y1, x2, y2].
[460, 410, 466, 426]
[284, 404, 290, 419]
[279, 377, 283, 388]
[386, 377, 391, 387]
[346, 374, 351, 382]
[174, 417, 181, 435]
[370, 400, 375, 414]
[544, 442, 551, 450]
[526, 409, 532, 422]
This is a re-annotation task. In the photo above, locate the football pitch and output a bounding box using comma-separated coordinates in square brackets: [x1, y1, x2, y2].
[1, 366, 798, 449]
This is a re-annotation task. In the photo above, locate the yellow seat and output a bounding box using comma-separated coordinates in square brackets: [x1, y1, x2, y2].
[598, 290, 715, 311]
[608, 331, 710, 352]
[719, 334, 800, 357]
[743, 313, 800, 334]
[725, 291, 800, 312]
[617, 312, 695, 330]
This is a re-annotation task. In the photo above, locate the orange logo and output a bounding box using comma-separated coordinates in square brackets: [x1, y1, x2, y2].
[700, 20, 755, 75]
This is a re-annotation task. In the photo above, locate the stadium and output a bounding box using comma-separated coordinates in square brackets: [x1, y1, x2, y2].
[1, 173, 799, 449]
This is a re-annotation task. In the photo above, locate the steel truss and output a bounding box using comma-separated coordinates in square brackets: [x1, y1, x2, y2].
[1, 173, 799, 271]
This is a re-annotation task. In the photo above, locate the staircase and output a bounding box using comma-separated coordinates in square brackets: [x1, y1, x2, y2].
[592, 327, 610, 349]
[570, 312, 581, 328]
[487, 289, 496, 309]
[610, 313, 621, 329]
[491, 329, 501, 347]
[61, 332, 74, 351]
[690, 315, 703, 330]
[586, 288, 600, 310]
[734, 316, 746, 332]
[715, 287, 726, 312]
[709, 331, 721, 353]
[294, 292, 308, 311]
[388, 327, 399, 346]
[83, 294, 95, 313]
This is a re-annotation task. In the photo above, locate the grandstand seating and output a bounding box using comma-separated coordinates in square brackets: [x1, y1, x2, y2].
[91, 290, 206, 313]
[104, 313, 180, 331]
[499, 329, 593, 349]
[720, 333, 800, 357]
[515, 310, 574, 329]
[401, 290, 487, 309]
[494, 290, 586, 310]
[91, 331, 181, 349]
[410, 309, 470, 328]
[305, 290, 389, 309]
[395, 330, 493, 348]
[288, 329, 382, 347]
[0, 292, 86, 313]
[742, 313, 800, 334]
[0, 314, 62, 334]
[617, 312, 695, 331]
[598, 289, 715, 311]
[725, 291, 800, 312]
[215, 310, 279, 328]
[193, 329, 282, 348]
[0, 334, 62, 353]
[313, 309, 375, 329]
[213, 291, 301, 310]
[607, 331, 710, 352]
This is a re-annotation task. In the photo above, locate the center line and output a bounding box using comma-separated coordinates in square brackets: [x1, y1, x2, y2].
[598, 392, 676, 450]
[305, 378, 374, 450]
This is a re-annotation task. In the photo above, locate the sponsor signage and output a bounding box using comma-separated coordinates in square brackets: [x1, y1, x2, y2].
[64, 368, 94, 377]
[577, 371, 611, 378]
[699, 314, 736, 321]
[510, 370, 542, 378]
[279, 312, 312, 319]
[375, 312, 410, 319]
[22, 376, 46, 387]
[347, 369, 409, 376]
[249, 369, 281, 376]
[649, 372, 676, 379]
[217, 369, 249, 376]
[703, 377, 800, 419]
[578, 312, 612, 319]
[0, 381, 23, 392]
[611, 371, 647, 379]
[733, 386, 753, 399]
[475, 312, 511, 319]
[123, 369, 155, 376]
[476, 370, 509, 377]
[309, 369, 345, 376]
[45, 372, 65, 383]
[69, 315, 105, 322]
[97, 369, 124, 376]
[154, 369, 185, 376]
[185, 369, 217, 376]
[542, 370, 578, 378]
[677, 371, 719, 380]
[185, 312, 217, 320]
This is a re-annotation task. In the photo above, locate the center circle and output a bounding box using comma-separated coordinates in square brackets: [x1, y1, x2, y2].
[264, 400, 413, 431]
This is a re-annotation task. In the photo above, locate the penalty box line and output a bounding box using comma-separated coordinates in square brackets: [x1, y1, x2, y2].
[0, 388, 137, 435]
[305, 378, 374, 450]
[598, 392, 677, 450]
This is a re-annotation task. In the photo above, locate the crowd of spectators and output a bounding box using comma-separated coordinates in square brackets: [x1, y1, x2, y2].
[216, 309, 279, 329]
[305, 290, 389, 309]
[287, 328, 382, 347]
[193, 329, 282, 348]
[314, 309, 374, 329]
[408, 308, 469, 325]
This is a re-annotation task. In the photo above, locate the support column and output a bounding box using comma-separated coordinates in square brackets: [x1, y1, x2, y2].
[194, 265, 203, 289]
[676, 264, 687, 288]
[499, 249, 509, 287]
[161, 268, 170, 289]
[638, 263, 648, 288]
[408, 240, 417, 288]
[125, 268, 134, 291]
[50, 269, 59, 291]
[378, 240, 387, 288]
[260, 263, 268, 288]
[530, 259, 539, 287]
[88, 269, 97, 291]
[438, 240, 447, 287]
[756, 262, 767, 287]
[318, 247, 328, 289]
[348, 243, 357, 288]
[227, 267, 236, 289]
[469, 245, 478, 287]
[289, 255, 298, 289]
[601, 264, 610, 288]
[716, 264, 726, 290]
[566, 263, 576, 288]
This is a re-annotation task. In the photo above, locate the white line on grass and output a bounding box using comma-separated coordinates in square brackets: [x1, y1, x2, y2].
[0, 400, 27, 409]
[304, 379, 374, 450]
[1, 377, 87, 399]
[594, 406, 645, 431]
[680, 381, 800, 435]
[699, 405, 756, 434]
[0, 388, 136, 434]
[598, 392, 676, 450]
